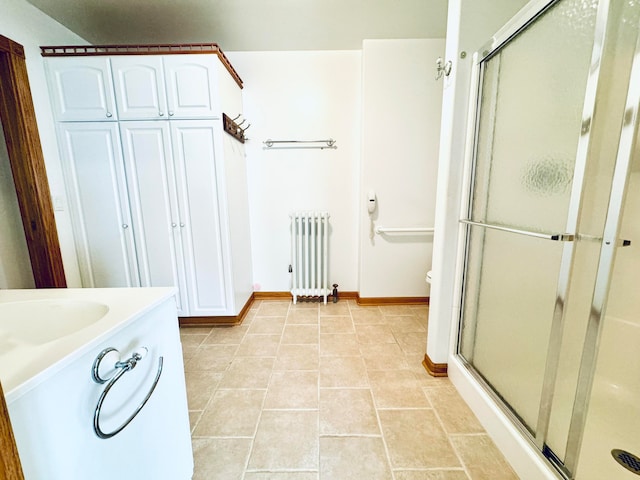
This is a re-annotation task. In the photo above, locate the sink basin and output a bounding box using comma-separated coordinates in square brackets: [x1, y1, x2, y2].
[0, 299, 109, 348]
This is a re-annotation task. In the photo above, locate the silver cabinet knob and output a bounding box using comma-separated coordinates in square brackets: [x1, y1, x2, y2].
[159, 111, 164, 116]
[106, 112, 113, 118]
[122, 224, 129, 229]
[168, 111, 174, 117]
[171, 223, 177, 228]
[179, 223, 185, 227]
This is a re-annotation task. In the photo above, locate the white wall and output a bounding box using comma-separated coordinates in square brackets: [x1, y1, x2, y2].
[359, 39, 444, 298]
[0, 2, 446, 298]
[227, 51, 362, 293]
[0, 0, 86, 287]
[428, 0, 530, 363]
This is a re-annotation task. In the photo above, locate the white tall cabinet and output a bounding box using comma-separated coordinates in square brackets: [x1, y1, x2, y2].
[46, 48, 253, 318]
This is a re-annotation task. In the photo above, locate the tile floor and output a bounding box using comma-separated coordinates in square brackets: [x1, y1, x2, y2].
[180, 299, 518, 480]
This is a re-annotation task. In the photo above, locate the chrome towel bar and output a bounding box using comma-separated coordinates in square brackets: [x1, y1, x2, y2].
[263, 139, 337, 150]
[375, 226, 434, 234]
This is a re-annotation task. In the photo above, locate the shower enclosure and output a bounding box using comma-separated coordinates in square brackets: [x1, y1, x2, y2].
[456, 0, 640, 478]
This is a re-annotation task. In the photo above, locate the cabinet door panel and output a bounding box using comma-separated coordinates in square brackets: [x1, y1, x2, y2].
[111, 57, 167, 120]
[164, 56, 218, 118]
[58, 123, 138, 286]
[120, 122, 187, 314]
[46, 58, 117, 121]
[171, 121, 230, 315]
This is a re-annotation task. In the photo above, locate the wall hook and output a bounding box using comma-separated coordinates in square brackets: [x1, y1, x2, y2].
[435, 57, 452, 80]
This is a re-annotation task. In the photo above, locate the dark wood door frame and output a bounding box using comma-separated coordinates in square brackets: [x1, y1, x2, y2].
[0, 380, 24, 480]
[0, 34, 66, 288]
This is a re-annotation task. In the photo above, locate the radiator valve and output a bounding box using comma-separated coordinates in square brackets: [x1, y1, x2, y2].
[332, 284, 339, 303]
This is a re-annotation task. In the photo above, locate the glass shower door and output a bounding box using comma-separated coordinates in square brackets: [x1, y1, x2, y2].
[457, 0, 640, 478]
[458, 0, 600, 438]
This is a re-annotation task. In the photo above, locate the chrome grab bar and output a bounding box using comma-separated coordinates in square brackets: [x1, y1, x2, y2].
[91, 347, 163, 439]
[375, 226, 434, 234]
[459, 219, 575, 242]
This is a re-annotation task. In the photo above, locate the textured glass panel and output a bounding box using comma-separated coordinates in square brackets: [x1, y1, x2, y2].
[575, 171, 640, 479]
[545, 0, 640, 463]
[470, 0, 598, 234]
[460, 227, 564, 432]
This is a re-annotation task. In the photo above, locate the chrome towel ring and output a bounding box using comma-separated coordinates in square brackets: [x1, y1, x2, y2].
[91, 347, 163, 439]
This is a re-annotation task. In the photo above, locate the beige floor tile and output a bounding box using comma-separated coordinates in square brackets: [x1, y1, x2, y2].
[282, 324, 319, 344]
[379, 409, 461, 469]
[360, 344, 409, 370]
[248, 410, 319, 470]
[182, 345, 199, 363]
[192, 437, 252, 480]
[202, 325, 248, 345]
[184, 344, 237, 371]
[189, 410, 203, 433]
[362, 353, 410, 371]
[319, 315, 355, 334]
[426, 387, 484, 434]
[181, 325, 214, 335]
[394, 470, 469, 480]
[319, 333, 361, 356]
[319, 388, 379, 435]
[319, 301, 350, 315]
[180, 332, 209, 348]
[248, 316, 286, 334]
[257, 301, 291, 316]
[274, 344, 319, 370]
[264, 370, 319, 409]
[394, 332, 429, 355]
[450, 435, 518, 480]
[355, 324, 397, 344]
[379, 305, 417, 316]
[193, 389, 266, 437]
[368, 370, 431, 408]
[236, 334, 282, 356]
[218, 356, 275, 389]
[386, 315, 427, 333]
[287, 309, 320, 324]
[319, 356, 369, 387]
[350, 307, 385, 325]
[290, 301, 320, 310]
[319, 436, 392, 480]
[245, 473, 318, 480]
[184, 370, 224, 410]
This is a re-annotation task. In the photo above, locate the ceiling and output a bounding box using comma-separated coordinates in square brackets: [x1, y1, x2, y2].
[24, 0, 448, 51]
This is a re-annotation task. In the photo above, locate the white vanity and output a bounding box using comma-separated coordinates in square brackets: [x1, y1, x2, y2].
[0, 288, 193, 479]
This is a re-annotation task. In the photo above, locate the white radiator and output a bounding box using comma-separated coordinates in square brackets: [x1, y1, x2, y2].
[290, 212, 330, 304]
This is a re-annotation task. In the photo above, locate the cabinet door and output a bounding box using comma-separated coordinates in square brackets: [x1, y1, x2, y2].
[163, 55, 218, 118]
[119, 122, 188, 315]
[111, 57, 168, 120]
[58, 123, 138, 286]
[45, 57, 117, 121]
[171, 121, 230, 315]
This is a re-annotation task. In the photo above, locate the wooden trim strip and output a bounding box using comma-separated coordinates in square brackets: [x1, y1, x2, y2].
[357, 296, 429, 306]
[179, 293, 255, 327]
[39, 43, 243, 89]
[0, 381, 25, 479]
[422, 353, 448, 377]
[0, 35, 66, 288]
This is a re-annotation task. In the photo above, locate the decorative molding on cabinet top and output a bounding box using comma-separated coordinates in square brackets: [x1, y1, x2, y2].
[40, 43, 243, 89]
[0, 34, 25, 57]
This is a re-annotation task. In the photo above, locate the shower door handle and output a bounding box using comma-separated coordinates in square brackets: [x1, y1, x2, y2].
[459, 219, 575, 242]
